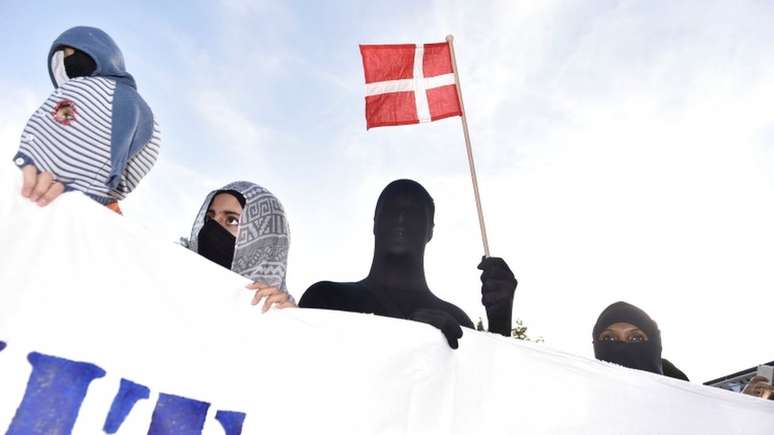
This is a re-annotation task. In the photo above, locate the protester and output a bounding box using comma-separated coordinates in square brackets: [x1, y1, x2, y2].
[742, 376, 774, 400]
[592, 301, 688, 379]
[14, 26, 160, 212]
[188, 181, 294, 311]
[299, 179, 517, 348]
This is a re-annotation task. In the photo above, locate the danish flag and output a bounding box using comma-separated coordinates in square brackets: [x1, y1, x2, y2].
[360, 41, 462, 129]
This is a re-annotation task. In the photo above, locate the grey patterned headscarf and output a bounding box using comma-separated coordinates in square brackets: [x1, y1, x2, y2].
[189, 181, 290, 291]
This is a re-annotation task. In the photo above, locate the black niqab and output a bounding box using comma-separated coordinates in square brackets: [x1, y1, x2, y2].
[194, 190, 245, 270]
[592, 301, 663, 375]
[197, 218, 236, 270]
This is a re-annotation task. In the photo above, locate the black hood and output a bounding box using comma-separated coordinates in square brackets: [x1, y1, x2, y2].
[592, 301, 663, 375]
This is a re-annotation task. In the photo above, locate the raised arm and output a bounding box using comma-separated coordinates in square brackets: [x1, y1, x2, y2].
[478, 256, 517, 337]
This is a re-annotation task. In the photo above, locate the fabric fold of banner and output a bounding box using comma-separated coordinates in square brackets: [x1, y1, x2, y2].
[0, 167, 772, 434]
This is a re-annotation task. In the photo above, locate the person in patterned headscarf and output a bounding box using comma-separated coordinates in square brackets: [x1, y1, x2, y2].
[188, 181, 294, 311]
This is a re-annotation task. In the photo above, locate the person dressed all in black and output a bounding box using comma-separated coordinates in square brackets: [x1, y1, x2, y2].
[299, 179, 517, 349]
[592, 301, 689, 381]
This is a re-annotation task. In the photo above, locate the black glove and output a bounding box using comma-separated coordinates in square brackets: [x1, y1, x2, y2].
[411, 308, 464, 349]
[478, 256, 517, 336]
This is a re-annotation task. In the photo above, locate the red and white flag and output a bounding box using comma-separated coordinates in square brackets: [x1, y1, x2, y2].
[360, 41, 462, 129]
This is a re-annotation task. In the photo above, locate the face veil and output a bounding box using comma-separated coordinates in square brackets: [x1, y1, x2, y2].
[63, 49, 97, 78]
[197, 218, 237, 270]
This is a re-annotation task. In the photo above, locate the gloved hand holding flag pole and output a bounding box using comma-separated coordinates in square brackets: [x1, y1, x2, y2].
[360, 35, 491, 256]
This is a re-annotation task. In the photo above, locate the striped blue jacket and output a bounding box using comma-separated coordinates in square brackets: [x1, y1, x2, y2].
[15, 77, 160, 203]
[13, 26, 160, 204]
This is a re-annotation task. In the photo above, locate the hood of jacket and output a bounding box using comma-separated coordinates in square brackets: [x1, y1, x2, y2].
[48, 26, 136, 89]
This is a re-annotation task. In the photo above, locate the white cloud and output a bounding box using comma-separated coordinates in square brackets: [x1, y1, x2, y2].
[0, 86, 41, 158]
[192, 90, 282, 160]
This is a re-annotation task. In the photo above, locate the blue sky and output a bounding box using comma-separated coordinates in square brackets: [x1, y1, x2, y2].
[2, 0, 774, 382]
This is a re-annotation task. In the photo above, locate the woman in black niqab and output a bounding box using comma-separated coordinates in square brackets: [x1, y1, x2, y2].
[592, 301, 687, 379]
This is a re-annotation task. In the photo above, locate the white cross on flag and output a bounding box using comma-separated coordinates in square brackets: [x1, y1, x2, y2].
[359, 41, 463, 129]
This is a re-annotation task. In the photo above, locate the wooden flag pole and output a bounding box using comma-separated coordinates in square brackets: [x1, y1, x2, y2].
[446, 34, 491, 257]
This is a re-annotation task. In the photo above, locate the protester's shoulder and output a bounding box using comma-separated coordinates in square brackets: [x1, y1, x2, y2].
[305, 280, 363, 293]
[299, 281, 364, 308]
[435, 297, 475, 329]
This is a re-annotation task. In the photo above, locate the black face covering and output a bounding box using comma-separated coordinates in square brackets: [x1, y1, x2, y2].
[593, 340, 663, 374]
[197, 218, 236, 270]
[592, 301, 664, 375]
[64, 49, 97, 79]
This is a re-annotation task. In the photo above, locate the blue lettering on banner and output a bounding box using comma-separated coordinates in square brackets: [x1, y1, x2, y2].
[103, 378, 151, 433]
[6, 352, 106, 435]
[1, 348, 247, 433]
[148, 393, 210, 435]
[215, 410, 247, 435]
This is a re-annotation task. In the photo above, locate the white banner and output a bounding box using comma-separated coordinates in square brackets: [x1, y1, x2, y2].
[0, 166, 771, 434]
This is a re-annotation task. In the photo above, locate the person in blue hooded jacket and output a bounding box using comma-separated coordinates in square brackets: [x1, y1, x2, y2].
[13, 26, 160, 212]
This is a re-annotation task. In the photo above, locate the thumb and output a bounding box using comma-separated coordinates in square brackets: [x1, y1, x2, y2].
[477, 255, 488, 270]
